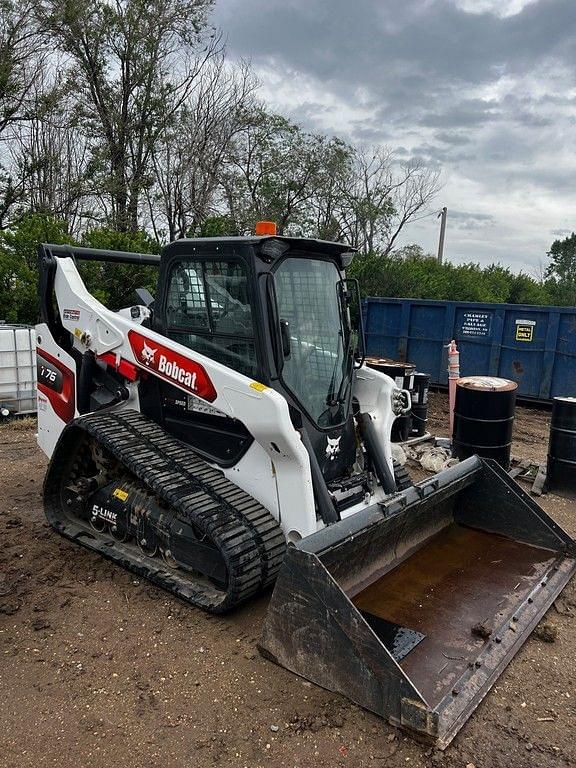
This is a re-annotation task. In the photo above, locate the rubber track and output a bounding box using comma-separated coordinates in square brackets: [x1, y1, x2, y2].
[43, 410, 286, 613]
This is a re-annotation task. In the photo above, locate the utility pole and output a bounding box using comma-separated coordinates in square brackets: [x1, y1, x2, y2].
[437, 206, 448, 264]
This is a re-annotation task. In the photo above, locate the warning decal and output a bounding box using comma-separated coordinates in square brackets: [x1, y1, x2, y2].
[515, 319, 535, 342]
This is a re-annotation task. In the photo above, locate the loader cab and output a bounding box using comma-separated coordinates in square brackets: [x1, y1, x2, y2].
[143, 234, 363, 495]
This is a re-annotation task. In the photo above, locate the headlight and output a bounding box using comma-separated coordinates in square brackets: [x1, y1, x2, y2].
[392, 388, 410, 415]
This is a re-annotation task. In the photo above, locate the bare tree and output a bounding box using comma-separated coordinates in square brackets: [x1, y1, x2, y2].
[0, 1, 47, 225]
[147, 57, 256, 241]
[339, 147, 442, 255]
[383, 161, 442, 256]
[222, 108, 351, 236]
[7, 71, 97, 232]
[531, 258, 548, 284]
[0, 1, 46, 136]
[37, 0, 217, 233]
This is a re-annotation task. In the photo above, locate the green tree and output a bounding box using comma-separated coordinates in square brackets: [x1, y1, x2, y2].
[545, 232, 576, 306]
[38, 0, 215, 233]
[546, 232, 576, 282]
[0, 213, 72, 323]
[196, 215, 237, 238]
[78, 227, 160, 309]
[508, 272, 549, 305]
[223, 108, 350, 235]
[391, 244, 435, 261]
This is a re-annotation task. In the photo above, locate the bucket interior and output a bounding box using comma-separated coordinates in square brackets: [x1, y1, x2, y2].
[349, 522, 557, 708]
[260, 459, 575, 748]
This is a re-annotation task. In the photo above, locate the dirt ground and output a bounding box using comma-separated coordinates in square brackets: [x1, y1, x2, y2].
[1, 393, 575, 768]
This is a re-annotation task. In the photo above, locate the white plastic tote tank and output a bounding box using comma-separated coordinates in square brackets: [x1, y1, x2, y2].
[0, 324, 37, 416]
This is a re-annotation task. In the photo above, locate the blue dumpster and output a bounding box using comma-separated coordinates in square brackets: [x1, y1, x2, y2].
[362, 298, 576, 402]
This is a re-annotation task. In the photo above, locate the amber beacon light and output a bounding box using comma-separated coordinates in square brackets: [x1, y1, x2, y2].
[255, 220, 277, 236]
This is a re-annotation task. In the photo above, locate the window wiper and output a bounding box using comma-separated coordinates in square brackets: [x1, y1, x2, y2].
[326, 330, 354, 407]
[334, 332, 355, 406]
[326, 330, 345, 406]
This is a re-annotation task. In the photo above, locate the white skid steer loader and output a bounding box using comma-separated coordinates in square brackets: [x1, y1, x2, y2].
[36, 232, 575, 748]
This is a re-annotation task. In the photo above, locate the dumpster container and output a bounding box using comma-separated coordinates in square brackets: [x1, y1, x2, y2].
[362, 298, 576, 403]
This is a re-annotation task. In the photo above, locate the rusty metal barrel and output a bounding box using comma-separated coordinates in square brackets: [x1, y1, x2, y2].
[546, 397, 576, 496]
[452, 376, 518, 469]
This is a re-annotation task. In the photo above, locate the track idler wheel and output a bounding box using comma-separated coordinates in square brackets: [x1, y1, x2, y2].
[161, 548, 179, 569]
[110, 519, 130, 542]
[136, 518, 158, 557]
[90, 513, 107, 533]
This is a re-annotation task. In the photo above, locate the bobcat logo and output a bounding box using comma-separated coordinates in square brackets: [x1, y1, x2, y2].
[325, 435, 341, 461]
[141, 341, 157, 366]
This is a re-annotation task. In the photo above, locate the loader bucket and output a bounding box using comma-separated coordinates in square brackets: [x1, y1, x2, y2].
[259, 456, 576, 749]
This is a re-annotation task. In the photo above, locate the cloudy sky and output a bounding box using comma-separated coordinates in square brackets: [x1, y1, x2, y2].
[212, 0, 576, 273]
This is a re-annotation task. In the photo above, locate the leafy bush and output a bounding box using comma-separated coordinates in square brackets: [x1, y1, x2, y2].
[79, 228, 160, 310]
[0, 216, 570, 327]
[349, 253, 553, 306]
[0, 214, 73, 324]
[0, 217, 160, 324]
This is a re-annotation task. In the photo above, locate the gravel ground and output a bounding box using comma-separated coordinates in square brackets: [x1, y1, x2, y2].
[1, 394, 575, 768]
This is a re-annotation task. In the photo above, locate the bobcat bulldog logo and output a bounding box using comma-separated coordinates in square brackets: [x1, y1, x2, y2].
[141, 341, 157, 366]
[325, 435, 341, 461]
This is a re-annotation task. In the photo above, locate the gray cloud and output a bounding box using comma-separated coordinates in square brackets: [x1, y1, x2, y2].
[434, 131, 473, 146]
[450, 211, 496, 229]
[213, 0, 576, 267]
[216, 0, 576, 86]
[420, 100, 502, 129]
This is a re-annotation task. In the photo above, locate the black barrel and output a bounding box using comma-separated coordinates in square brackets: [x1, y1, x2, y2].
[410, 372, 431, 437]
[452, 376, 517, 469]
[365, 357, 416, 388]
[546, 397, 576, 496]
[365, 358, 415, 443]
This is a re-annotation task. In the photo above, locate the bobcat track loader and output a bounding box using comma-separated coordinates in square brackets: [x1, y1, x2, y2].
[36, 232, 575, 748]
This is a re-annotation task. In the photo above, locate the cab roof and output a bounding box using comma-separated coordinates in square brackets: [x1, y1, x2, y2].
[163, 235, 356, 259]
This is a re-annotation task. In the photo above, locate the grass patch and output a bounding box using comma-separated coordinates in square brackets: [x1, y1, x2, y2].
[0, 415, 37, 432]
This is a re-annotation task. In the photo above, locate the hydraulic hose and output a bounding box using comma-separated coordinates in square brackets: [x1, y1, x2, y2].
[357, 412, 397, 494]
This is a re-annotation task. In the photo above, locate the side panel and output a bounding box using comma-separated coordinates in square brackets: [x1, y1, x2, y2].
[45, 256, 318, 537]
[353, 365, 405, 478]
[35, 323, 78, 457]
[222, 441, 280, 522]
